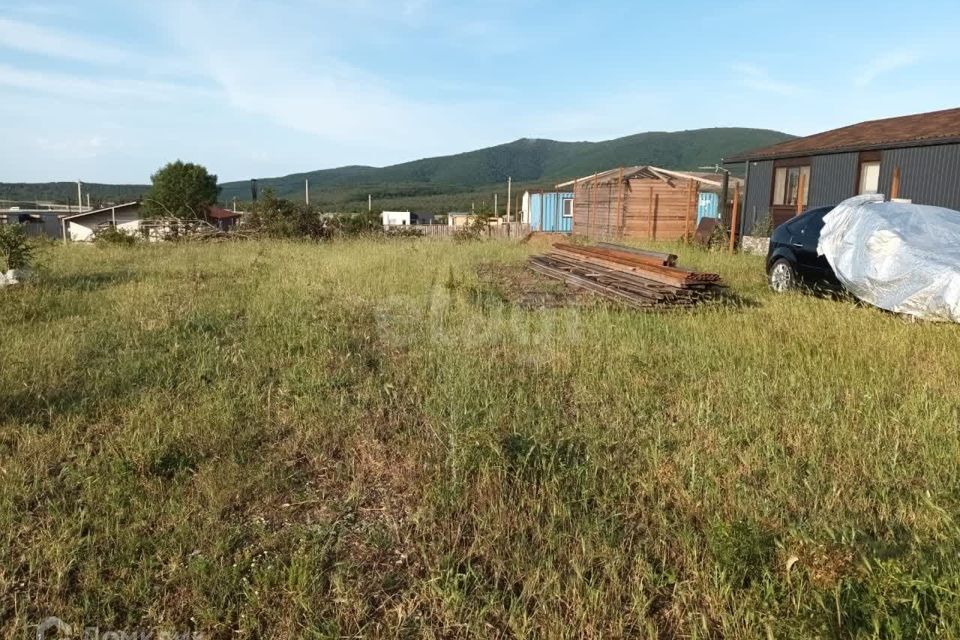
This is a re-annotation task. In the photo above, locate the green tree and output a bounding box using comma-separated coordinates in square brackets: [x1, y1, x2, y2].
[0, 224, 33, 271]
[142, 160, 220, 219]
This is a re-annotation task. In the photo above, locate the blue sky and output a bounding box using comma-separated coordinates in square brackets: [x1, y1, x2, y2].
[1, 0, 959, 183]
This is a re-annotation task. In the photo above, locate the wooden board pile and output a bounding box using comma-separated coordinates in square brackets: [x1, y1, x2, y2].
[528, 242, 724, 309]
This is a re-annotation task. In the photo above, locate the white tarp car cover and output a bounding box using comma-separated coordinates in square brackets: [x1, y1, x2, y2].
[818, 194, 960, 322]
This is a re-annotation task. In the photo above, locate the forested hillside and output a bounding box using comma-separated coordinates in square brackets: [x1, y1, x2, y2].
[2, 127, 792, 213]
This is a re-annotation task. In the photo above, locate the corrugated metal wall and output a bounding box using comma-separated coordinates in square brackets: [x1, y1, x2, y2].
[880, 143, 960, 210]
[741, 160, 772, 235]
[740, 143, 960, 237]
[1, 213, 64, 239]
[809, 152, 858, 206]
[529, 192, 573, 233]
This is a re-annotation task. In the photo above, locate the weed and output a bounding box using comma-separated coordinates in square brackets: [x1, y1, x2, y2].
[709, 520, 777, 589]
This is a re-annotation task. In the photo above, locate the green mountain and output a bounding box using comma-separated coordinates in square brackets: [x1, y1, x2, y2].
[218, 128, 792, 211]
[0, 127, 792, 213]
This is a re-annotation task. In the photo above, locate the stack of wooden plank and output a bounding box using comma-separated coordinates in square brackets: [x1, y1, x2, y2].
[528, 243, 723, 309]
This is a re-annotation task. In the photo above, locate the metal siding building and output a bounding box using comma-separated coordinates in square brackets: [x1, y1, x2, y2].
[809, 152, 859, 207]
[0, 211, 66, 239]
[728, 109, 960, 237]
[528, 191, 573, 233]
[739, 154, 870, 232]
[741, 160, 772, 234]
[880, 143, 960, 211]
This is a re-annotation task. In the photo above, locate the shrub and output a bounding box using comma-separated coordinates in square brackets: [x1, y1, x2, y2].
[333, 210, 382, 236]
[453, 226, 481, 242]
[750, 214, 775, 238]
[0, 224, 33, 271]
[708, 221, 730, 249]
[246, 191, 400, 240]
[383, 226, 424, 238]
[246, 190, 336, 239]
[94, 226, 138, 246]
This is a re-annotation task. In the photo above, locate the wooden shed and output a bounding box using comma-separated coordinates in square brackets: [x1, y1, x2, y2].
[557, 166, 729, 241]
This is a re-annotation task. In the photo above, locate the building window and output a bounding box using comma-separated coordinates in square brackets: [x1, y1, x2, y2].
[772, 165, 810, 207]
[858, 162, 880, 194]
[562, 198, 573, 218]
[857, 151, 882, 194]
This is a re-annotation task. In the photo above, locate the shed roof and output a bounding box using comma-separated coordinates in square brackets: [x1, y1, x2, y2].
[208, 206, 241, 220]
[726, 107, 960, 163]
[61, 201, 140, 221]
[522, 189, 574, 196]
[556, 166, 740, 190]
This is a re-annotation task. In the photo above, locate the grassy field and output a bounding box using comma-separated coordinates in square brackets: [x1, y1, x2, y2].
[2, 236, 960, 638]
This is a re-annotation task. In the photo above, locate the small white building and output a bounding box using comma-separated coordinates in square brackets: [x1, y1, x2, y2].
[62, 202, 143, 242]
[447, 213, 474, 227]
[381, 211, 412, 226]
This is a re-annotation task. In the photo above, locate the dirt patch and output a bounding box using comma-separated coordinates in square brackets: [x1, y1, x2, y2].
[475, 262, 601, 309]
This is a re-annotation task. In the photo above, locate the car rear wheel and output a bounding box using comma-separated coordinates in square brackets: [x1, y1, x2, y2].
[769, 259, 796, 292]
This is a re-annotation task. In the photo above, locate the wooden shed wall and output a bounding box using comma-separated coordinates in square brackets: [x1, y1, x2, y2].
[572, 179, 621, 239]
[572, 176, 699, 240]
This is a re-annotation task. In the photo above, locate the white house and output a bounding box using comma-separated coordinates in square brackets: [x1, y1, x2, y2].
[62, 202, 143, 241]
[381, 211, 412, 226]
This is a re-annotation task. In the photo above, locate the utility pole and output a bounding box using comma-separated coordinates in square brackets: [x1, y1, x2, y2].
[77, 180, 82, 213]
[494, 193, 498, 217]
[305, 178, 310, 205]
[368, 194, 372, 212]
[506, 177, 512, 223]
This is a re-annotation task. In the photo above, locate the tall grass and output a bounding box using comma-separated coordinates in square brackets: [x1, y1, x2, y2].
[2, 238, 960, 638]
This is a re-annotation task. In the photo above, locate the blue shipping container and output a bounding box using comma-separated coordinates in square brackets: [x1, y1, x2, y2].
[529, 191, 574, 233]
[697, 192, 719, 224]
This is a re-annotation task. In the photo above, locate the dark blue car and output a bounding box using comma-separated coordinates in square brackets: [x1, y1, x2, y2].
[765, 206, 840, 292]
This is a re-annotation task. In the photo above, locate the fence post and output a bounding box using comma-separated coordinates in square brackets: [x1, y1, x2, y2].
[647, 186, 654, 239]
[729, 183, 740, 254]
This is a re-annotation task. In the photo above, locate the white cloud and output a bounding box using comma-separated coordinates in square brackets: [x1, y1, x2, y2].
[0, 15, 198, 79]
[732, 63, 805, 97]
[854, 50, 922, 88]
[0, 63, 207, 102]
[36, 134, 117, 159]
[0, 2, 79, 19]
[158, 1, 505, 157]
[0, 16, 132, 66]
